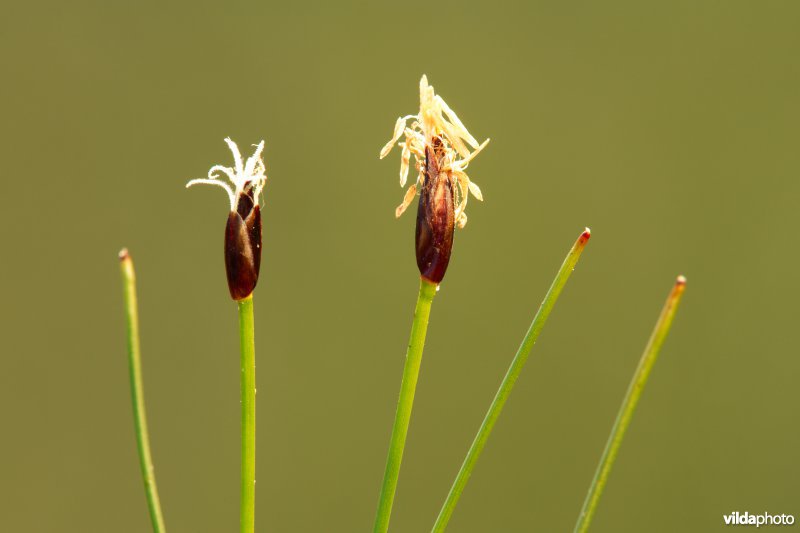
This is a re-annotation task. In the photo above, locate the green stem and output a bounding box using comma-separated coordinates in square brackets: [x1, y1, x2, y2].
[573, 276, 686, 533]
[238, 295, 256, 533]
[431, 229, 592, 533]
[119, 249, 167, 533]
[373, 277, 438, 533]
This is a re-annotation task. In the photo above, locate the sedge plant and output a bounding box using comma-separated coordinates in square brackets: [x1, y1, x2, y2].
[432, 228, 592, 532]
[186, 138, 269, 533]
[373, 75, 489, 533]
[119, 249, 167, 533]
[115, 87, 688, 533]
[574, 275, 687, 533]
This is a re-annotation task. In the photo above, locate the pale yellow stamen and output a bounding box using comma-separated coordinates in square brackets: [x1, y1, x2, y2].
[467, 179, 483, 202]
[399, 142, 411, 187]
[380, 76, 488, 228]
[396, 184, 417, 218]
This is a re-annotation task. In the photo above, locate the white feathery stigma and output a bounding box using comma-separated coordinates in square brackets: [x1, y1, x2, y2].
[187, 138, 268, 211]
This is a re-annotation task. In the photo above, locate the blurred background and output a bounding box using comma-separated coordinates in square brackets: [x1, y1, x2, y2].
[1, 1, 798, 531]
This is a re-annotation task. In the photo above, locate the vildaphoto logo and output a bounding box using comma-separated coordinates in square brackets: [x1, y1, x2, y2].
[724, 512, 795, 527]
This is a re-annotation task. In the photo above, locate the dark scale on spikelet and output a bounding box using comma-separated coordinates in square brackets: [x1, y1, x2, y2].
[225, 186, 262, 300]
[415, 138, 454, 283]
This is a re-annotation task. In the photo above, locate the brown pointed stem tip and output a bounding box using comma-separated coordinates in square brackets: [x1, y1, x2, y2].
[578, 227, 591, 245]
[118, 248, 135, 281]
[225, 188, 262, 301]
[655, 275, 687, 322]
[416, 139, 454, 284]
[672, 275, 687, 297]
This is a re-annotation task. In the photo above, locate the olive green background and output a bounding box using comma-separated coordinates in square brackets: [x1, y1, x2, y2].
[2, 1, 798, 532]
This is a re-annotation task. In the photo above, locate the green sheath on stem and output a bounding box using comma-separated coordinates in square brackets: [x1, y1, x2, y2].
[432, 229, 591, 533]
[373, 277, 438, 533]
[238, 295, 256, 533]
[573, 276, 686, 533]
[119, 249, 167, 533]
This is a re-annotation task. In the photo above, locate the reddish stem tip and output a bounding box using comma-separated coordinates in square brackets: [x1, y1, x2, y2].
[118, 248, 130, 261]
[676, 275, 687, 286]
[579, 227, 591, 244]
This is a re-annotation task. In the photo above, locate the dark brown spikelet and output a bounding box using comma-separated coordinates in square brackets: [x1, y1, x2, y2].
[415, 138, 455, 284]
[224, 185, 262, 300]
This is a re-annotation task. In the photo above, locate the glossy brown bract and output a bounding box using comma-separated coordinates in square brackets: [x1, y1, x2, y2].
[415, 140, 454, 284]
[225, 188, 262, 300]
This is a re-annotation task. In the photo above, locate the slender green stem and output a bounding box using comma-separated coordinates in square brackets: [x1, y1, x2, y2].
[374, 277, 438, 533]
[431, 229, 592, 533]
[574, 275, 687, 533]
[119, 249, 167, 533]
[238, 295, 256, 533]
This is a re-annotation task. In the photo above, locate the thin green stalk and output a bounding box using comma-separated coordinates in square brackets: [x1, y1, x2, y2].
[432, 229, 592, 533]
[374, 277, 438, 533]
[574, 275, 687, 533]
[119, 249, 167, 533]
[238, 295, 256, 533]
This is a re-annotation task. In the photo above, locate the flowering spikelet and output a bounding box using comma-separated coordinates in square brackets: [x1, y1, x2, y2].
[380, 76, 489, 282]
[187, 138, 268, 300]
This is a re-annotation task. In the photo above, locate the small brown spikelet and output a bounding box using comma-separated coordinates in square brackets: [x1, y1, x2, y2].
[225, 186, 262, 300]
[380, 76, 489, 283]
[187, 138, 268, 301]
[416, 139, 454, 284]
